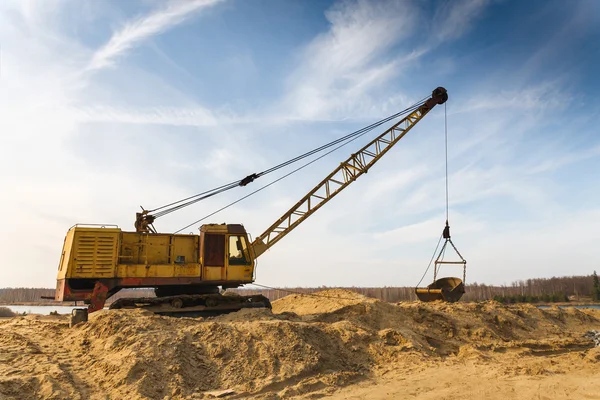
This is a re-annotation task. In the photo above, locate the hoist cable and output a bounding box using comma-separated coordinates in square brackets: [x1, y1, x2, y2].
[444, 102, 449, 222]
[415, 101, 452, 288]
[173, 119, 380, 234]
[146, 97, 429, 219]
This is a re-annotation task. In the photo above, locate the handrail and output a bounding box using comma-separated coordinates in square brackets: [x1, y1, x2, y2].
[69, 223, 120, 229]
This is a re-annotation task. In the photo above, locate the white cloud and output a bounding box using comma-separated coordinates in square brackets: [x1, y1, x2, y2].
[281, 0, 491, 121]
[361, 167, 430, 202]
[526, 144, 600, 174]
[374, 211, 485, 245]
[73, 105, 219, 126]
[464, 209, 600, 284]
[282, 0, 420, 120]
[432, 0, 490, 41]
[452, 81, 570, 115]
[87, 0, 224, 71]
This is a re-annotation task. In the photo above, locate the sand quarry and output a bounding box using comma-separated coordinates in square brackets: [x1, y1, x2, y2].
[1, 289, 600, 400]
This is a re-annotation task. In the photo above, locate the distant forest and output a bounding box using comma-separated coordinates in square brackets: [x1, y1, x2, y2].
[1, 274, 598, 304]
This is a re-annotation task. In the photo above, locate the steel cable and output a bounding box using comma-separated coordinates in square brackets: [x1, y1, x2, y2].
[147, 97, 428, 220]
[173, 118, 383, 233]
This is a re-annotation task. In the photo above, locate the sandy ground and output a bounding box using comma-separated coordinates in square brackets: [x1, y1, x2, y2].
[1, 290, 599, 400]
[326, 351, 600, 400]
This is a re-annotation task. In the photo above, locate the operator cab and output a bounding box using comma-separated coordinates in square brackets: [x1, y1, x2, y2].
[199, 224, 255, 282]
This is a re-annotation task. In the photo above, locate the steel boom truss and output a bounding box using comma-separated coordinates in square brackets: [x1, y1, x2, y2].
[251, 87, 448, 258]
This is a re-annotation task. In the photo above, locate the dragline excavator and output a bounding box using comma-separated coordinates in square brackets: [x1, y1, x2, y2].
[54, 87, 448, 324]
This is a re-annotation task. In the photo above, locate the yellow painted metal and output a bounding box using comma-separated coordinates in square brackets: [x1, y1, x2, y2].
[59, 225, 255, 283]
[59, 226, 120, 279]
[226, 265, 253, 281]
[204, 267, 224, 281]
[115, 264, 202, 279]
[201, 224, 229, 233]
[251, 91, 446, 259]
[119, 232, 198, 267]
[57, 228, 76, 280]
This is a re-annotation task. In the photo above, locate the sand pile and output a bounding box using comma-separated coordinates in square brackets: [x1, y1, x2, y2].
[1, 290, 600, 400]
[271, 288, 374, 315]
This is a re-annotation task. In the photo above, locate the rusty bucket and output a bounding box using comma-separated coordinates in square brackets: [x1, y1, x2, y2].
[415, 277, 465, 303]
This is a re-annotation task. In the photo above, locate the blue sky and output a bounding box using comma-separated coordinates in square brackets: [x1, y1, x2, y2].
[1, 0, 599, 288]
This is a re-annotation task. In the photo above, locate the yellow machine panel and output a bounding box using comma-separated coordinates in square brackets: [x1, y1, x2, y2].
[119, 233, 198, 265]
[57, 226, 120, 279]
[118, 232, 201, 278]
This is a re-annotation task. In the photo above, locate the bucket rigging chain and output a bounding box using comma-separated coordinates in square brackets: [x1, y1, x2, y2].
[433, 222, 467, 284]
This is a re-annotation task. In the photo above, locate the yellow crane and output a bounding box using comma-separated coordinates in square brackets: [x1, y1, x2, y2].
[55, 87, 449, 324]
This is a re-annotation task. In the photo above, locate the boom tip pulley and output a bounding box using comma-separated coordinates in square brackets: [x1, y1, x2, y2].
[433, 87, 448, 104]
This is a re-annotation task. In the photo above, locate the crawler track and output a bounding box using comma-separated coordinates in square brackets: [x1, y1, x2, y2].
[108, 293, 271, 317]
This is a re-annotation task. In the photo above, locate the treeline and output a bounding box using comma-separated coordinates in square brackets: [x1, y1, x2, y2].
[0, 287, 155, 304]
[1, 274, 598, 304]
[462, 275, 596, 302]
[492, 293, 570, 304]
[0, 288, 56, 303]
[236, 274, 599, 303]
[233, 286, 419, 302]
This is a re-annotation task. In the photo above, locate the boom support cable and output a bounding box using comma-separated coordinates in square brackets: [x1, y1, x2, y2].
[256, 98, 428, 177]
[142, 97, 429, 223]
[173, 118, 385, 233]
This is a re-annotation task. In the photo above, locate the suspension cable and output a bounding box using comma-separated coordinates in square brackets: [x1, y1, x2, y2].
[173, 117, 382, 233]
[146, 97, 429, 220]
[257, 98, 428, 177]
[148, 181, 239, 214]
[152, 182, 240, 219]
[415, 233, 443, 288]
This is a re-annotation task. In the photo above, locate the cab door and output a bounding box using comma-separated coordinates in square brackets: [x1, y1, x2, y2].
[202, 233, 226, 281]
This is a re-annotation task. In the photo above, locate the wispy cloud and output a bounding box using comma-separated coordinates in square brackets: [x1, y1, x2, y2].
[432, 0, 490, 42]
[526, 144, 600, 174]
[282, 0, 420, 120]
[451, 81, 570, 115]
[73, 105, 220, 126]
[282, 0, 491, 121]
[374, 211, 485, 245]
[87, 0, 224, 71]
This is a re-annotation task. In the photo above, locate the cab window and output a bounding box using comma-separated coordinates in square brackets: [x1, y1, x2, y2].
[228, 236, 251, 266]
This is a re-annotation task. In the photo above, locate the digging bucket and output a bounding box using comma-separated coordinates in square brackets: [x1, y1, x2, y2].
[415, 277, 465, 302]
